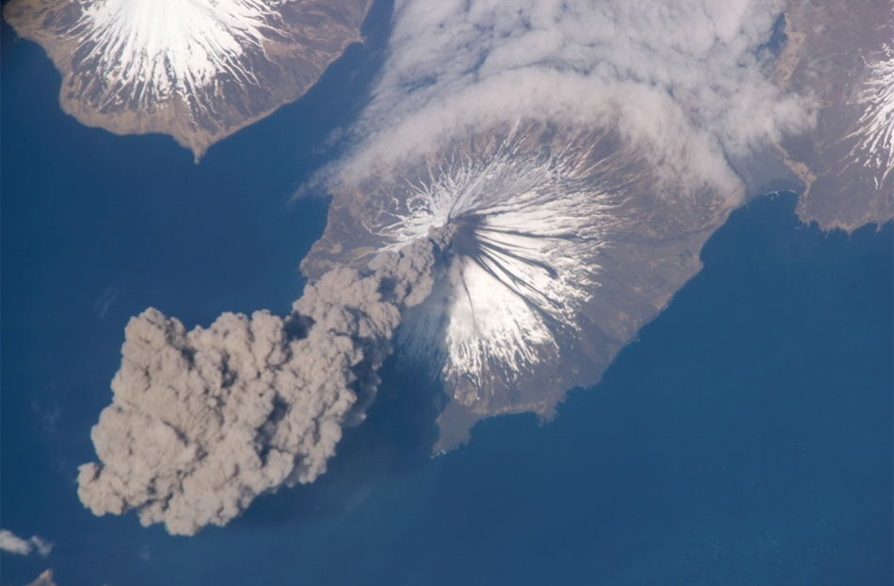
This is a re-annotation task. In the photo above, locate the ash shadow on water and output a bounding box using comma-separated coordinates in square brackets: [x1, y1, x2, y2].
[230, 356, 444, 531]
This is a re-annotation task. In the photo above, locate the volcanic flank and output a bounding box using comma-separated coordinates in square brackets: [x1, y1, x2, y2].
[303, 121, 741, 451]
[775, 0, 894, 231]
[3, 0, 372, 160]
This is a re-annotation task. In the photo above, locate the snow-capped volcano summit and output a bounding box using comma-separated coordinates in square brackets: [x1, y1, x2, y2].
[72, 0, 279, 107]
[381, 129, 615, 398]
[4, 0, 372, 159]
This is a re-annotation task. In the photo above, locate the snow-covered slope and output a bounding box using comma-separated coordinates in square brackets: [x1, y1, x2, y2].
[383, 131, 614, 399]
[71, 0, 279, 109]
[848, 47, 894, 189]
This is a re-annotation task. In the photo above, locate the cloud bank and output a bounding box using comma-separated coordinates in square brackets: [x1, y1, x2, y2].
[78, 242, 436, 535]
[0, 529, 53, 556]
[332, 0, 814, 196]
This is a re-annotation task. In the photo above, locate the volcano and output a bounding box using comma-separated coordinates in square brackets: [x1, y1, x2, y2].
[303, 121, 740, 450]
[4, 0, 372, 160]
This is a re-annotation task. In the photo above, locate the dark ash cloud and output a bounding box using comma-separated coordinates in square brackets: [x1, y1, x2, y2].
[77, 242, 437, 535]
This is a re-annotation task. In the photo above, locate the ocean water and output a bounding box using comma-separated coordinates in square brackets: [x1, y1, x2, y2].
[2, 7, 892, 586]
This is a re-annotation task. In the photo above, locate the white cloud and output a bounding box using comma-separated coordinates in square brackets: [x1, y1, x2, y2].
[0, 529, 52, 556]
[331, 0, 815, 197]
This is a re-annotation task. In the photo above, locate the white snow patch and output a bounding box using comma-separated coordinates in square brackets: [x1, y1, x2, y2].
[848, 45, 894, 188]
[72, 0, 277, 108]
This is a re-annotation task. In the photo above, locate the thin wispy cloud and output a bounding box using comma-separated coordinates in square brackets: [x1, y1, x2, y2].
[0, 529, 53, 556]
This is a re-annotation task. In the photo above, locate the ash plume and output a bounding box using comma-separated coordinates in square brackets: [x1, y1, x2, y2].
[77, 241, 436, 535]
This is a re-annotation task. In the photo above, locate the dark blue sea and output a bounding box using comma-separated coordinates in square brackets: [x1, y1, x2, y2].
[2, 7, 891, 585]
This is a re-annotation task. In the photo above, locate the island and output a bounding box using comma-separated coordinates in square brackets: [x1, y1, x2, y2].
[302, 0, 893, 451]
[302, 121, 745, 452]
[3, 0, 373, 161]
